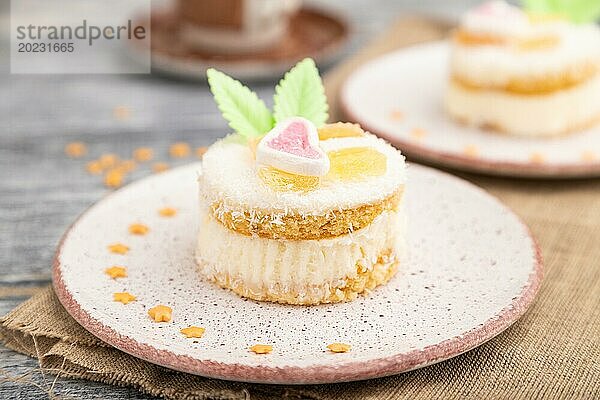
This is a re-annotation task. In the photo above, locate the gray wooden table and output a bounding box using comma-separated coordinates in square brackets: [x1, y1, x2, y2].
[0, 1, 477, 398]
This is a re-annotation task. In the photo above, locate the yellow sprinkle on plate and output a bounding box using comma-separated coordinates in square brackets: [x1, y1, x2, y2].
[105, 266, 127, 279]
[250, 344, 273, 354]
[180, 326, 206, 338]
[148, 305, 172, 322]
[129, 223, 149, 235]
[108, 243, 129, 254]
[327, 342, 351, 353]
[113, 292, 136, 304]
[158, 207, 177, 217]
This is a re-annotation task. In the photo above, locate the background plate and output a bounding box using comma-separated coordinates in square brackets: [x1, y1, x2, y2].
[341, 41, 600, 178]
[53, 163, 542, 384]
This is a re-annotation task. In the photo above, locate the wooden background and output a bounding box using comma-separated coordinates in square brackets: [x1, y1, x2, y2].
[0, 1, 479, 398]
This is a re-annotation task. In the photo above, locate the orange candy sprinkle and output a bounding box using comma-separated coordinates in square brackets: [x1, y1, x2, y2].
[104, 169, 124, 188]
[152, 162, 170, 173]
[158, 207, 177, 217]
[113, 105, 132, 120]
[113, 292, 136, 304]
[389, 110, 404, 122]
[180, 326, 206, 338]
[318, 122, 365, 140]
[581, 151, 596, 162]
[169, 142, 191, 158]
[529, 152, 545, 164]
[64, 142, 87, 158]
[128, 223, 149, 235]
[99, 154, 119, 169]
[108, 243, 129, 254]
[249, 344, 273, 354]
[148, 305, 172, 322]
[327, 342, 351, 353]
[133, 147, 154, 162]
[86, 160, 103, 175]
[326, 147, 387, 182]
[410, 128, 427, 139]
[105, 266, 127, 279]
[463, 145, 479, 158]
[195, 146, 208, 158]
[258, 167, 320, 192]
[116, 159, 136, 173]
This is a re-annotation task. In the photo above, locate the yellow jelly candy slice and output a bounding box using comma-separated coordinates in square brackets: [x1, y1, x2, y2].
[258, 167, 320, 192]
[318, 122, 365, 140]
[327, 147, 387, 181]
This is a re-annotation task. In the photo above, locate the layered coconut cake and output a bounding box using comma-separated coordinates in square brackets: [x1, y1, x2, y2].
[196, 59, 406, 305]
[446, 0, 600, 137]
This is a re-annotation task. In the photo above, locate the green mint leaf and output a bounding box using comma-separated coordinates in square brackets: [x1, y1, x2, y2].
[273, 58, 329, 127]
[523, 0, 600, 23]
[207, 68, 274, 138]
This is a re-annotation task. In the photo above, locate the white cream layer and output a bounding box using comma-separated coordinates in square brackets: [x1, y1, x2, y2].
[200, 133, 406, 216]
[195, 206, 406, 294]
[445, 74, 600, 137]
[451, 24, 600, 88]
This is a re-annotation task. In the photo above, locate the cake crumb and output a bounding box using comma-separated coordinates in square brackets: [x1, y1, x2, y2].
[148, 305, 172, 322]
[105, 266, 127, 279]
[170, 142, 191, 158]
[108, 243, 129, 254]
[152, 162, 170, 173]
[65, 142, 87, 158]
[133, 147, 154, 162]
[158, 207, 177, 217]
[327, 343, 351, 353]
[113, 292, 136, 304]
[180, 326, 206, 338]
[129, 223, 149, 235]
[250, 344, 272, 354]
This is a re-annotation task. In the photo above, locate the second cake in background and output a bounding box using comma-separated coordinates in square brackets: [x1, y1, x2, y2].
[446, 0, 600, 137]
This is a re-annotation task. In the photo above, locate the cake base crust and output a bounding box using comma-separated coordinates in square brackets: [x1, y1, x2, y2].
[196, 249, 399, 305]
[445, 75, 600, 137]
[210, 188, 403, 240]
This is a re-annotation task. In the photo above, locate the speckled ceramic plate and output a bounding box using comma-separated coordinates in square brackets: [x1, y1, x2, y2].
[341, 41, 600, 178]
[53, 162, 542, 384]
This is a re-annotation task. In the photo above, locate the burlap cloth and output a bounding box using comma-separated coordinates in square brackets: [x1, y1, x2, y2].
[2, 17, 599, 400]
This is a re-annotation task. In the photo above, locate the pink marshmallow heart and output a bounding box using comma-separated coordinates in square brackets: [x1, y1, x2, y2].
[256, 117, 330, 177]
